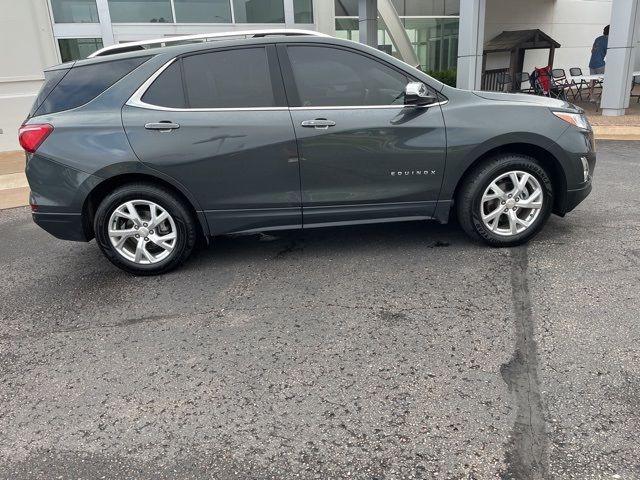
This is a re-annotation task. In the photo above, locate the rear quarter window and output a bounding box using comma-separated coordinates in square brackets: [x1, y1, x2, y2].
[28, 68, 70, 118]
[33, 56, 150, 117]
[141, 60, 186, 109]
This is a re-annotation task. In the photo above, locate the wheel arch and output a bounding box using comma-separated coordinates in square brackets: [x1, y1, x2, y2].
[451, 142, 567, 217]
[82, 173, 210, 242]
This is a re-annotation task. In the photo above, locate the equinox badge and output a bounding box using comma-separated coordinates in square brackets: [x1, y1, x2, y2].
[391, 170, 437, 176]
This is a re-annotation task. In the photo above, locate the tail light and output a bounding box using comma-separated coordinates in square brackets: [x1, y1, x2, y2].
[18, 124, 53, 153]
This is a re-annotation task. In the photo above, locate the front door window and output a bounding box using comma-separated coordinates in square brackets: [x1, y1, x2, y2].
[287, 45, 409, 107]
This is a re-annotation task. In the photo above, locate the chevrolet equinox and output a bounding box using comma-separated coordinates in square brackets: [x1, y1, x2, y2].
[21, 30, 595, 275]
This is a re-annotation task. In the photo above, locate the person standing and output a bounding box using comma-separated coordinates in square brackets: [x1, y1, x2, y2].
[589, 25, 609, 75]
[587, 25, 609, 101]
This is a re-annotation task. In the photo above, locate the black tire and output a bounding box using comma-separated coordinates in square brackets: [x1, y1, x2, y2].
[94, 183, 197, 275]
[456, 154, 553, 247]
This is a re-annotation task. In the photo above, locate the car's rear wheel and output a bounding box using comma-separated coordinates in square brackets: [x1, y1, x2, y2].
[94, 183, 197, 275]
[456, 154, 553, 246]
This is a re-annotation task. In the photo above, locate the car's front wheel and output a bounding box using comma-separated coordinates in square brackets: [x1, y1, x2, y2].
[456, 154, 553, 246]
[94, 183, 197, 275]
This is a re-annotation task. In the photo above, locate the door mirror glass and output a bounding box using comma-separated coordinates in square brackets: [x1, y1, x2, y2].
[404, 82, 437, 107]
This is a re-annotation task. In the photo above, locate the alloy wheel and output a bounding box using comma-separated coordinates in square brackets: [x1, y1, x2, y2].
[108, 200, 177, 264]
[480, 170, 543, 236]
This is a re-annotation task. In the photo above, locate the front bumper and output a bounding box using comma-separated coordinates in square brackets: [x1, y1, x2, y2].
[32, 210, 90, 241]
[551, 127, 596, 215]
[565, 182, 593, 213]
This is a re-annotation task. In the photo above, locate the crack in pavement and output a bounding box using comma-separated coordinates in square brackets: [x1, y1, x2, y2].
[500, 246, 549, 480]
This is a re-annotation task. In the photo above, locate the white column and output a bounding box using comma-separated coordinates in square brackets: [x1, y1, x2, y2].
[95, 0, 115, 46]
[284, 0, 295, 27]
[358, 0, 377, 48]
[314, 0, 336, 35]
[601, 0, 639, 116]
[456, 0, 486, 90]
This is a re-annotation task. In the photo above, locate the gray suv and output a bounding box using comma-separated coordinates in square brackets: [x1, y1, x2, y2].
[21, 30, 595, 275]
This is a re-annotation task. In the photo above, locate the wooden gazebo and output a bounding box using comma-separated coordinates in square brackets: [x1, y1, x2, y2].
[482, 29, 561, 91]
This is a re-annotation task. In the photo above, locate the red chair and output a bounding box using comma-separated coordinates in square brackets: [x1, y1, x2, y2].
[532, 66, 566, 100]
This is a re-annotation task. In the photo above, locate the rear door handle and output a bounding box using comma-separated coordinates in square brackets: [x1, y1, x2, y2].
[301, 119, 336, 129]
[145, 122, 180, 132]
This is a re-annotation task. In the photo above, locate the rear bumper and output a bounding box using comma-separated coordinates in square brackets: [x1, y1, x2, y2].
[32, 211, 90, 242]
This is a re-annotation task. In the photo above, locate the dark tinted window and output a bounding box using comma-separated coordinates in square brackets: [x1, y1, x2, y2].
[287, 46, 409, 107]
[29, 68, 70, 117]
[141, 60, 186, 108]
[34, 56, 150, 116]
[182, 48, 275, 108]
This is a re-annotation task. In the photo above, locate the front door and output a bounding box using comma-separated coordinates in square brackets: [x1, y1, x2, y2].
[122, 45, 301, 235]
[279, 44, 446, 226]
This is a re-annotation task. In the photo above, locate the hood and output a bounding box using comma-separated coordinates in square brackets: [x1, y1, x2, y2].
[472, 91, 576, 110]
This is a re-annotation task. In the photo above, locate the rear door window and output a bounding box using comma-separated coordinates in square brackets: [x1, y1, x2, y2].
[33, 56, 150, 116]
[286, 45, 409, 107]
[182, 47, 275, 108]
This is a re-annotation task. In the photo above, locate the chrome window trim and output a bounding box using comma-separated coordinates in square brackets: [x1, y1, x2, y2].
[290, 101, 448, 111]
[127, 57, 449, 113]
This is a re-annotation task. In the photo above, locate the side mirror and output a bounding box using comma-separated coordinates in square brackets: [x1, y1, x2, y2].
[404, 82, 437, 107]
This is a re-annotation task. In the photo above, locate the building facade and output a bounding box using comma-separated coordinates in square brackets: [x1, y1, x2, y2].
[0, 0, 638, 151]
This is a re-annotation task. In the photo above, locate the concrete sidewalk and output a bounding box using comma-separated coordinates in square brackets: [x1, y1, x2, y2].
[581, 100, 640, 140]
[0, 151, 28, 210]
[2, 120, 639, 210]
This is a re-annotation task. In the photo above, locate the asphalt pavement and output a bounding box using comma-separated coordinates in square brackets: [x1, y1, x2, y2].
[0, 141, 638, 479]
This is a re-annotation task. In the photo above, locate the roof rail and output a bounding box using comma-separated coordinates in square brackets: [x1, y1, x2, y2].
[88, 28, 329, 58]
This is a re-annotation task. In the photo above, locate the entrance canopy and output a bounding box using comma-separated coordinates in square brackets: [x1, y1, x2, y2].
[483, 29, 561, 56]
[483, 29, 561, 90]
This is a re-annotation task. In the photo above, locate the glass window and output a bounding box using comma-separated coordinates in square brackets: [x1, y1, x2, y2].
[35, 57, 150, 116]
[174, 0, 232, 23]
[232, 0, 284, 23]
[29, 68, 71, 118]
[391, 0, 459, 16]
[403, 18, 459, 72]
[51, 0, 99, 22]
[293, 0, 313, 23]
[182, 48, 275, 108]
[334, 0, 357, 16]
[107, 0, 173, 23]
[287, 46, 408, 107]
[335, 17, 393, 49]
[58, 38, 104, 62]
[142, 61, 186, 108]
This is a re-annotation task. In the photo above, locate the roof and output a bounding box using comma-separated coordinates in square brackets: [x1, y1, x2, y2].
[484, 29, 561, 53]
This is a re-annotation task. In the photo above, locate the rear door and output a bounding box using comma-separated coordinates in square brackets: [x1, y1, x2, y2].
[278, 43, 447, 226]
[122, 45, 301, 235]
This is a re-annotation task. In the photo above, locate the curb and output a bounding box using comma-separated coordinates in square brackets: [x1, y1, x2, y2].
[592, 125, 640, 141]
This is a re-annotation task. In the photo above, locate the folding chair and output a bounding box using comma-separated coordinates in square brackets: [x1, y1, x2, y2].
[516, 72, 534, 93]
[569, 67, 589, 101]
[496, 72, 513, 92]
[632, 75, 640, 103]
[552, 68, 579, 100]
[533, 66, 567, 101]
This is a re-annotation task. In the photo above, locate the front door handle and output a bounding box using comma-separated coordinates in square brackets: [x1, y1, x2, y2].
[145, 121, 180, 132]
[301, 119, 336, 129]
